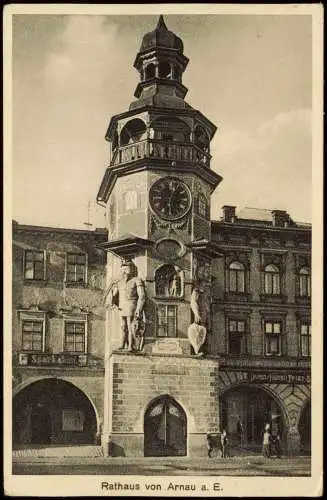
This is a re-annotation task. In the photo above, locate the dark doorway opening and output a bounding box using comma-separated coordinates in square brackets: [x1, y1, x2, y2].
[221, 385, 284, 452]
[31, 404, 51, 444]
[144, 395, 187, 457]
[13, 378, 97, 448]
[299, 401, 311, 454]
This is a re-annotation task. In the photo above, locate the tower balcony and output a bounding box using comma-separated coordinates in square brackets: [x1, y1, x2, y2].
[111, 139, 211, 168]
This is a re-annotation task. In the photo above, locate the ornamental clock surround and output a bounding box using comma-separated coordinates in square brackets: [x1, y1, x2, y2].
[149, 177, 192, 221]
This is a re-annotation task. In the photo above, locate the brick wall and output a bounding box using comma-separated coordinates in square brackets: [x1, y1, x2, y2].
[107, 353, 220, 456]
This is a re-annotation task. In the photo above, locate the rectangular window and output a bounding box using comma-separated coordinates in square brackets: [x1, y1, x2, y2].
[300, 322, 311, 356]
[228, 319, 246, 355]
[24, 250, 45, 280]
[64, 322, 86, 352]
[264, 321, 282, 356]
[157, 304, 177, 337]
[66, 253, 87, 283]
[22, 320, 43, 351]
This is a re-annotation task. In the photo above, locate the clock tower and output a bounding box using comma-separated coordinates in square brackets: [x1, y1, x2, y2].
[97, 16, 223, 457]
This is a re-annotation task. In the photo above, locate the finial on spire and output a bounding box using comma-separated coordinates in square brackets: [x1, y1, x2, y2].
[156, 15, 168, 31]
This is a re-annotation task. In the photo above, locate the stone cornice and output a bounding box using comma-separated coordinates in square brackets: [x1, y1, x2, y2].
[97, 236, 154, 257]
[97, 161, 222, 204]
[186, 240, 224, 258]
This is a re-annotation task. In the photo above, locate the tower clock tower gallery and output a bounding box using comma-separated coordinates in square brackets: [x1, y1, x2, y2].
[97, 16, 223, 457]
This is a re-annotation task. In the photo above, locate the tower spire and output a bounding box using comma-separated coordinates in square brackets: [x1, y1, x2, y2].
[156, 15, 167, 31]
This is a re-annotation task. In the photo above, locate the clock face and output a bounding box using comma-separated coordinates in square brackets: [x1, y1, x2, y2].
[149, 177, 191, 221]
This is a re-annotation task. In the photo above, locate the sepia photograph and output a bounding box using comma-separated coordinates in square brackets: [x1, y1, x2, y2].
[3, 3, 323, 497]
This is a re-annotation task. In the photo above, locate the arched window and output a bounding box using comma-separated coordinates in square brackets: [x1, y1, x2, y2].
[158, 61, 172, 79]
[264, 264, 280, 295]
[299, 267, 311, 297]
[194, 125, 210, 152]
[155, 264, 183, 297]
[150, 117, 191, 143]
[144, 63, 155, 80]
[229, 261, 245, 293]
[124, 190, 138, 212]
[120, 119, 147, 146]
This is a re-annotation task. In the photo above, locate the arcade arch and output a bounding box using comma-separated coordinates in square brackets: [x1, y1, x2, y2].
[220, 385, 285, 451]
[13, 378, 98, 448]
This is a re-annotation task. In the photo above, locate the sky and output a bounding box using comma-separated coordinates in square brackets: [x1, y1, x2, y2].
[11, 11, 313, 229]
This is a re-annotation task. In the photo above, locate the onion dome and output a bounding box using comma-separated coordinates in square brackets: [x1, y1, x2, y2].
[140, 15, 184, 53]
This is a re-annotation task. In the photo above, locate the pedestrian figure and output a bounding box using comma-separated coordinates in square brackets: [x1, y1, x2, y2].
[220, 429, 229, 458]
[237, 415, 244, 446]
[206, 432, 213, 458]
[262, 428, 271, 458]
[274, 432, 282, 458]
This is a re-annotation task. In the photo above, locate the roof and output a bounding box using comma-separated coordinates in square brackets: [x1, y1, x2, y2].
[139, 15, 184, 53]
[236, 207, 274, 222]
[213, 206, 311, 230]
[12, 221, 108, 236]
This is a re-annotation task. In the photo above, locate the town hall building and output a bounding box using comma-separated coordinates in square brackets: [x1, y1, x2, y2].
[12, 16, 311, 458]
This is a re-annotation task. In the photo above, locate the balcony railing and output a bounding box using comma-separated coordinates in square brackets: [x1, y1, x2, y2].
[111, 139, 211, 167]
[18, 352, 88, 367]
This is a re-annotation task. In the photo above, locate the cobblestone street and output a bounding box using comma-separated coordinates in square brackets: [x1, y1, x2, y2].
[12, 455, 311, 476]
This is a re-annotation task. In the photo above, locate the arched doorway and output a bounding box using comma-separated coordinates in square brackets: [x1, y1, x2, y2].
[13, 378, 97, 448]
[144, 395, 187, 457]
[299, 401, 311, 454]
[221, 385, 284, 452]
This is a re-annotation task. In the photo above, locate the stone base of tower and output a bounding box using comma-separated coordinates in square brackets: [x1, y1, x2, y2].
[102, 352, 220, 458]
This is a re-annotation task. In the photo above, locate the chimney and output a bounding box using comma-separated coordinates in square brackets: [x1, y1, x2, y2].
[222, 206, 236, 223]
[272, 210, 289, 227]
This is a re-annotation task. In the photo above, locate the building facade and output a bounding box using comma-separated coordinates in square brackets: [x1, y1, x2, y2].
[12, 222, 108, 447]
[12, 17, 311, 458]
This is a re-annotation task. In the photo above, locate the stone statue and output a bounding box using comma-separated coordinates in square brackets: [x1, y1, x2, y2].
[190, 284, 210, 326]
[105, 260, 146, 352]
[188, 283, 210, 356]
